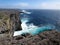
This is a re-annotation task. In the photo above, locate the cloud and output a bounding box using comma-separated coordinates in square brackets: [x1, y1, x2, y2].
[19, 3, 29, 7]
[0, 2, 29, 9]
[14, 2, 29, 9]
[0, 1, 60, 9]
[37, 2, 60, 9]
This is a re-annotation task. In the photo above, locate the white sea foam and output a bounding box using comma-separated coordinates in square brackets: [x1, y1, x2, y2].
[13, 17, 38, 36]
[22, 10, 31, 14]
[13, 10, 55, 36]
[13, 17, 55, 36]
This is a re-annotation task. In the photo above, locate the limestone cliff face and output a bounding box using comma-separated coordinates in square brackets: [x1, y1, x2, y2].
[0, 9, 22, 45]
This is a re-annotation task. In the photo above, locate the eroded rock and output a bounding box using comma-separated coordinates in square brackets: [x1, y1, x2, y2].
[0, 9, 22, 45]
[13, 30, 60, 45]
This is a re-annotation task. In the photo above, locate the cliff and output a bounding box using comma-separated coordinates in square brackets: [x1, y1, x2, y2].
[0, 9, 60, 45]
[0, 9, 22, 45]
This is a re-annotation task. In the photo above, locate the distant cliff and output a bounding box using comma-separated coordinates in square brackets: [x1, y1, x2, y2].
[0, 9, 22, 45]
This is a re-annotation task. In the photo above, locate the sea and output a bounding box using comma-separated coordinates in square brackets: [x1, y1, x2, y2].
[13, 9, 60, 36]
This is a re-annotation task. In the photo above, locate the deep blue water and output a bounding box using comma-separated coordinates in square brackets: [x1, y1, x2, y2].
[20, 9, 60, 30]
[13, 9, 60, 36]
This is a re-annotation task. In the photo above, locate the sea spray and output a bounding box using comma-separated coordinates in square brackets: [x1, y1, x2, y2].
[21, 18, 29, 30]
[13, 10, 56, 36]
[13, 24, 55, 36]
[13, 17, 55, 36]
[29, 25, 55, 35]
[20, 10, 31, 14]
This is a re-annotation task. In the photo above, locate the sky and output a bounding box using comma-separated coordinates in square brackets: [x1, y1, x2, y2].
[0, 0, 60, 9]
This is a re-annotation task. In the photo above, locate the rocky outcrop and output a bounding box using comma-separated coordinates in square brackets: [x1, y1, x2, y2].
[0, 9, 22, 31]
[0, 9, 60, 45]
[13, 30, 60, 45]
[0, 9, 22, 45]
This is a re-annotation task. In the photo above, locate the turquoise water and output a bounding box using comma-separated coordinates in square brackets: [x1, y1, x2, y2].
[14, 24, 55, 36]
[13, 10, 56, 36]
[13, 10, 59, 36]
[29, 25, 55, 35]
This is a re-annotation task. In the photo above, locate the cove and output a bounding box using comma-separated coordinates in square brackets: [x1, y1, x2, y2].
[13, 25, 55, 36]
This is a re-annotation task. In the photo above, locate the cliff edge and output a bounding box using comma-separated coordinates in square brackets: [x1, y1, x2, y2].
[0, 9, 22, 45]
[0, 9, 60, 45]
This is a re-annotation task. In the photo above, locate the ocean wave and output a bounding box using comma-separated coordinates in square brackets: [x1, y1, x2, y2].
[13, 16, 55, 36]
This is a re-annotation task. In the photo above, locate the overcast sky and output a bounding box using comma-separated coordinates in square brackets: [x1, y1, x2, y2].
[0, 0, 60, 9]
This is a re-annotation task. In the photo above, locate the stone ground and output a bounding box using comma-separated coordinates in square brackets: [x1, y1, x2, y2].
[12, 30, 60, 45]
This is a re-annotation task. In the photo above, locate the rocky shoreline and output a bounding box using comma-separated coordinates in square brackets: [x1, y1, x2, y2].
[12, 30, 60, 45]
[0, 9, 60, 45]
